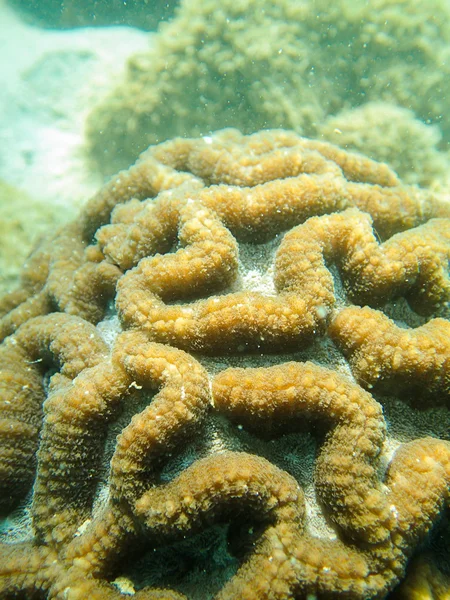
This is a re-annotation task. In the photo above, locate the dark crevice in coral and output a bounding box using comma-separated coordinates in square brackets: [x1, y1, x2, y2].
[117, 523, 239, 600]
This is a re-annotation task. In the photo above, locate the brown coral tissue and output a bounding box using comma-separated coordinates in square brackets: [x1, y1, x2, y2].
[0, 129, 449, 600]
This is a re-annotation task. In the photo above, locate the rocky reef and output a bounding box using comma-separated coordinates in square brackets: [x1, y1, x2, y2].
[86, 0, 450, 180]
[0, 129, 449, 599]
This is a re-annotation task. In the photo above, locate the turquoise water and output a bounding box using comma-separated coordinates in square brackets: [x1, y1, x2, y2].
[0, 1, 449, 598]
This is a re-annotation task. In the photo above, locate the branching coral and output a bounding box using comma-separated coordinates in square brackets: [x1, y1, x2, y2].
[0, 129, 449, 599]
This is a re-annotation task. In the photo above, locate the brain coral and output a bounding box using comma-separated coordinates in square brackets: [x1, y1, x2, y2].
[0, 129, 449, 599]
[86, 0, 450, 176]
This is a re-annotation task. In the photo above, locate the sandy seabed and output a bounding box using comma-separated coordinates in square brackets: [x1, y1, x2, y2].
[0, 0, 150, 291]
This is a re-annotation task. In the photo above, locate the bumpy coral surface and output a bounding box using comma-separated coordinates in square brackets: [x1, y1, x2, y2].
[0, 129, 449, 599]
[318, 102, 448, 186]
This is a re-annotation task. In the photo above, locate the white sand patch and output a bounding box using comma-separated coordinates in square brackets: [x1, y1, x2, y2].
[0, 0, 150, 208]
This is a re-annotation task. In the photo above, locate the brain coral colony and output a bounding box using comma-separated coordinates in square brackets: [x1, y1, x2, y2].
[0, 130, 449, 599]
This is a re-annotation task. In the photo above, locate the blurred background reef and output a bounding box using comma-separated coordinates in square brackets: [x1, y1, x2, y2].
[2, 0, 450, 295]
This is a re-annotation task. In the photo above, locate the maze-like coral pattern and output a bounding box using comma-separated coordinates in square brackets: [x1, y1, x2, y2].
[0, 129, 449, 599]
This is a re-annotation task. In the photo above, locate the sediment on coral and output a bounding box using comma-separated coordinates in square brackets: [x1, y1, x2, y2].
[0, 129, 449, 599]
